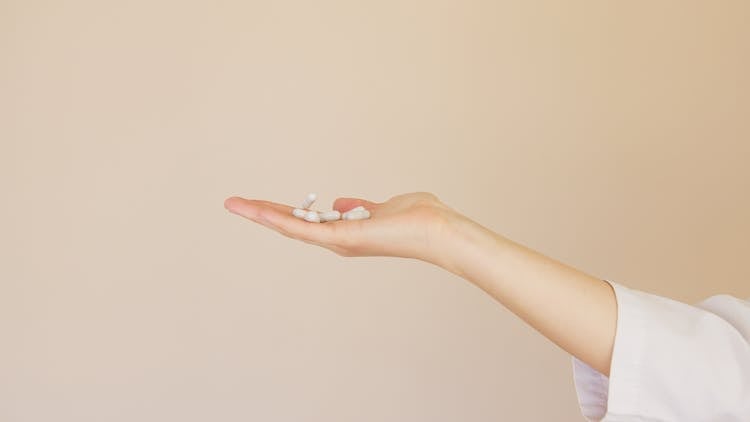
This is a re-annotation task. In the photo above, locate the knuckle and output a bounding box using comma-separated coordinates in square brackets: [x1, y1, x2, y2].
[418, 191, 439, 201]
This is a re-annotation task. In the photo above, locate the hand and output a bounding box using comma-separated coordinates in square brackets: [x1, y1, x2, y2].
[223, 192, 459, 267]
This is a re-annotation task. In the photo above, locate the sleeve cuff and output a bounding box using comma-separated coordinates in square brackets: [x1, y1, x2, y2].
[571, 279, 647, 421]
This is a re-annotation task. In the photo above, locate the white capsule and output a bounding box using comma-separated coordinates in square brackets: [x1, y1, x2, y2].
[341, 205, 366, 220]
[292, 208, 307, 219]
[303, 210, 321, 223]
[343, 209, 370, 220]
[300, 192, 317, 209]
[319, 210, 341, 222]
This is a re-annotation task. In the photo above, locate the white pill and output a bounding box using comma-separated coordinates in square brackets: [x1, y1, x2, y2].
[343, 209, 370, 220]
[303, 210, 321, 223]
[319, 210, 341, 222]
[341, 205, 366, 220]
[341, 205, 365, 220]
[300, 192, 317, 209]
[292, 208, 307, 219]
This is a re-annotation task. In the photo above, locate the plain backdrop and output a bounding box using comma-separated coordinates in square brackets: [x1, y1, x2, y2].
[2, 1, 749, 421]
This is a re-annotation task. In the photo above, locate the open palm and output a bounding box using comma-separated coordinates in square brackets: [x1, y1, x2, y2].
[224, 192, 457, 265]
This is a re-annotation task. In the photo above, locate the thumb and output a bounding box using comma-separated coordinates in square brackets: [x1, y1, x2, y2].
[332, 197, 378, 212]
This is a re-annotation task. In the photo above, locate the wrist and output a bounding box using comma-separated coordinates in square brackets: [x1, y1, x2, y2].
[433, 211, 502, 280]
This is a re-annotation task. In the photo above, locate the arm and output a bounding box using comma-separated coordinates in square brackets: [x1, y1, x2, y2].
[226, 191, 750, 419]
[437, 214, 617, 376]
[224, 192, 617, 375]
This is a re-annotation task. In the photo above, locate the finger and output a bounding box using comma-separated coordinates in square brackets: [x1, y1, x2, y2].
[225, 196, 259, 219]
[225, 196, 338, 245]
[332, 197, 378, 213]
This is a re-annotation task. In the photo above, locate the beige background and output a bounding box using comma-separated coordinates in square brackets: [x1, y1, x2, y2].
[2, 1, 749, 421]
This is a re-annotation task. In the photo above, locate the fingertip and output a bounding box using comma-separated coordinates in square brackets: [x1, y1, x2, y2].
[224, 196, 246, 213]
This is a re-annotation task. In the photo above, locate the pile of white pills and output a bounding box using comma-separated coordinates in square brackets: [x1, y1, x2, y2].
[291, 193, 371, 223]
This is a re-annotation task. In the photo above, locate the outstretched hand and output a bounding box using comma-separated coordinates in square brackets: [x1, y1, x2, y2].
[224, 192, 460, 266]
[225, 191, 621, 379]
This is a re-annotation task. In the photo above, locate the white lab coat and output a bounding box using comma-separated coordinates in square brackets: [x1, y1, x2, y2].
[572, 280, 750, 421]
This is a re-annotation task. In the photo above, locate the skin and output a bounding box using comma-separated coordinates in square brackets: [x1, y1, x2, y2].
[223, 192, 617, 376]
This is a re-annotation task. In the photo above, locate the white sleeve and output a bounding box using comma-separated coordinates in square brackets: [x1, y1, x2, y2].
[572, 280, 750, 421]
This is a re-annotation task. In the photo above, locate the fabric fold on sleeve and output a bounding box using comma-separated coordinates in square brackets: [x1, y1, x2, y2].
[572, 280, 750, 421]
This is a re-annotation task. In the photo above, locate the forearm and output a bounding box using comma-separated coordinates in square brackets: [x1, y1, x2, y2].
[437, 214, 617, 376]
